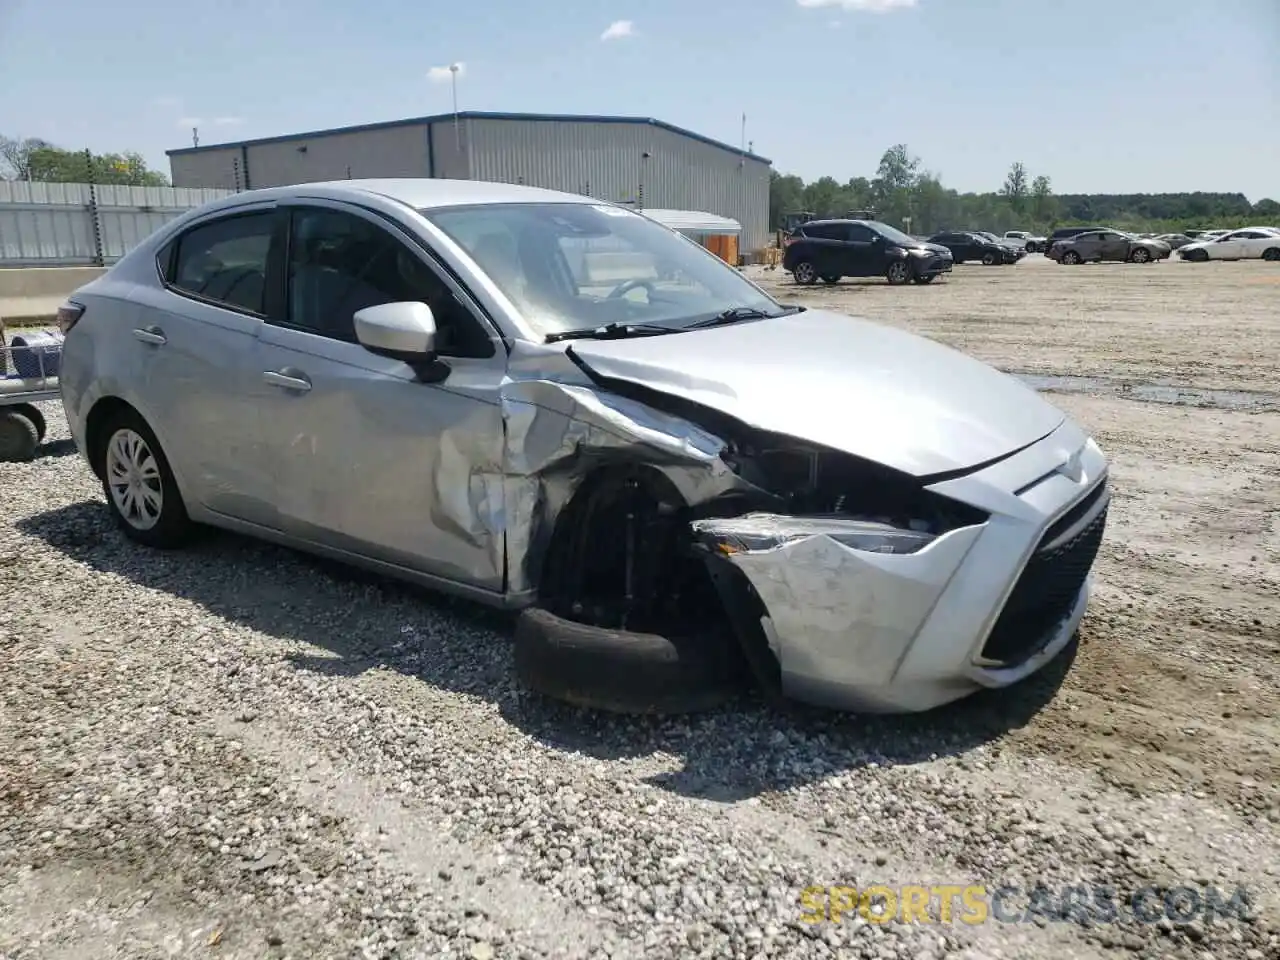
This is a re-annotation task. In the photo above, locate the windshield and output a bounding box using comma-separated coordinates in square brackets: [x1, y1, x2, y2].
[865, 221, 919, 246]
[420, 202, 781, 337]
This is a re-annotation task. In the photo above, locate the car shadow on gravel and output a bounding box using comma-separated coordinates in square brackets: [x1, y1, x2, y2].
[20, 500, 1074, 803]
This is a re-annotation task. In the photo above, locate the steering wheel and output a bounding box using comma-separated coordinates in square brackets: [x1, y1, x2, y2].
[606, 278, 657, 301]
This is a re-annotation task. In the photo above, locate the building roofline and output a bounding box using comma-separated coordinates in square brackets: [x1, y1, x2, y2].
[165, 111, 772, 165]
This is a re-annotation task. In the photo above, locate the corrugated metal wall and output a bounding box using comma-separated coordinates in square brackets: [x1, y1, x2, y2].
[0, 181, 234, 266]
[457, 119, 771, 251]
[169, 118, 772, 252]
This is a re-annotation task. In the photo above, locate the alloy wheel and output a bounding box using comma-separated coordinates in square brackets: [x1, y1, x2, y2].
[105, 428, 164, 531]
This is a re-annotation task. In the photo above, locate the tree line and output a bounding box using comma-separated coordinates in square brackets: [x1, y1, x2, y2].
[770, 145, 1280, 236]
[1, 135, 169, 187]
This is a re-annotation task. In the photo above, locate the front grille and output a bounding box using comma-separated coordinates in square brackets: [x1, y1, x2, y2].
[979, 480, 1110, 666]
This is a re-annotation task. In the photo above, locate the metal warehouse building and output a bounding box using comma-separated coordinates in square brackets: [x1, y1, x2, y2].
[166, 111, 773, 252]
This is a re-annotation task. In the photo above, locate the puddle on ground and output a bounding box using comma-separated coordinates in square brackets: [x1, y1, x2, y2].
[1012, 373, 1280, 412]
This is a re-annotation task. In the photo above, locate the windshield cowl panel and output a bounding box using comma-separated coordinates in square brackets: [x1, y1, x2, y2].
[420, 202, 779, 340]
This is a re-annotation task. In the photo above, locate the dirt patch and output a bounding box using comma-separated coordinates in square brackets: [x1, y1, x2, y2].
[752, 258, 1280, 392]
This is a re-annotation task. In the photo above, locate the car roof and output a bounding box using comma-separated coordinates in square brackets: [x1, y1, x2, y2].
[188, 178, 597, 216]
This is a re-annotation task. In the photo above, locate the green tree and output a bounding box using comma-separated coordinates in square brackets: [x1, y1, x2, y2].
[1031, 175, 1054, 221]
[1, 135, 168, 186]
[873, 144, 921, 226]
[766, 143, 1272, 240]
[1001, 162, 1029, 213]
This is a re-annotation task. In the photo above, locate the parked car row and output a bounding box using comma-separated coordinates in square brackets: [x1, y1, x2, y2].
[53, 177, 1112, 716]
[1041, 225, 1280, 264]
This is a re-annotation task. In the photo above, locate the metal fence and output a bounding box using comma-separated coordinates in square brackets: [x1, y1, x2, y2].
[0, 181, 235, 267]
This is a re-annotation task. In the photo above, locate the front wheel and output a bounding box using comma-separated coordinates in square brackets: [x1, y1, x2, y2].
[982, 251, 998, 266]
[1061, 251, 1082, 265]
[1182, 249, 1209, 262]
[96, 409, 194, 548]
[886, 260, 912, 285]
[1130, 247, 1151, 263]
[792, 261, 818, 285]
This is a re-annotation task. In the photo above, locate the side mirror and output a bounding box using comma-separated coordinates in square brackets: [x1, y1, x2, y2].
[353, 302, 448, 382]
[354, 301, 437, 360]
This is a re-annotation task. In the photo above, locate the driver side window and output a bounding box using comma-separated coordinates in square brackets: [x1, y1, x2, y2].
[283, 207, 493, 357]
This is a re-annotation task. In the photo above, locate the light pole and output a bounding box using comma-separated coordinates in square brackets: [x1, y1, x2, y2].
[449, 63, 461, 154]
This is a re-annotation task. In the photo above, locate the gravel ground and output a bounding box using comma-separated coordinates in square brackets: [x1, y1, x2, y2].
[2, 263, 1278, 959]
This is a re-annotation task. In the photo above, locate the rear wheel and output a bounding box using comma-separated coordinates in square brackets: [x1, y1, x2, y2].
[792, 261, 818, 285]
[886, 260, 912, 285]
[94, 408, 194, 548]
[1061, 251, 1082, 265]
[1263, 248, 1280, 262]
[1130, 247, 1151, 263]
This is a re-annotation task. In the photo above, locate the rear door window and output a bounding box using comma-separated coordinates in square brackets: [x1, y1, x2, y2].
[801, 223, 841, 240]
[168, 212, 278, 316]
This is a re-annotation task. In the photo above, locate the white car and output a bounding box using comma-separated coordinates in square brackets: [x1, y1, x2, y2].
[1178, 227, 1280, 262]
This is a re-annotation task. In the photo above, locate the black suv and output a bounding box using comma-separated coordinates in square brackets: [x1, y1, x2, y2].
[783, 219, 953, 285]
[927, 231, 1021, 265]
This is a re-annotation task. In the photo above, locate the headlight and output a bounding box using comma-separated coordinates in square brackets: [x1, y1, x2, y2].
[909, 248, 933, 257]
[693, 513, 939, 557]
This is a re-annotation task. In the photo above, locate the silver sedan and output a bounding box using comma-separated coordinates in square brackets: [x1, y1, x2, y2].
[58, 179, 1109, 713]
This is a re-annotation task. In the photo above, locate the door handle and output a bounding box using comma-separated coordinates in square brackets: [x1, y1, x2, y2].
[262, 369, 312, 392]
[132, 327, 167, 346]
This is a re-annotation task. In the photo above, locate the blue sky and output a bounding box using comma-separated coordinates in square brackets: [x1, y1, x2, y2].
[1, 0, 1277, 200]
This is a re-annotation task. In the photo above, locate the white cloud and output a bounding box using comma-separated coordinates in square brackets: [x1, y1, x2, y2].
[797, 0, 917, 11]
[427, 62, 465, 82]
[213, 116, 243, 126]
[600, 19, 635, 40]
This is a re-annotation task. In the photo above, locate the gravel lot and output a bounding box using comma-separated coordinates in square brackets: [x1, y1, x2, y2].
[2, 256, 1278, 959]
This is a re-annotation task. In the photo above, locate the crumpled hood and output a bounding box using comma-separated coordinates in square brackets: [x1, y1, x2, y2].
[568, 309, 1066, 478]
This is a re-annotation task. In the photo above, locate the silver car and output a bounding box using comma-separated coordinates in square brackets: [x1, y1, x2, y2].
[58, 179, 1109, 714]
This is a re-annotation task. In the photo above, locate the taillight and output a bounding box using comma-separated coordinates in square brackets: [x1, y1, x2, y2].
[57, 302, 85, 334]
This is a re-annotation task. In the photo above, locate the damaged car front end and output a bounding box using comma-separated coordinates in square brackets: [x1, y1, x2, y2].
[489, 310, 1108, 714]
[409, 195, 1113, 715]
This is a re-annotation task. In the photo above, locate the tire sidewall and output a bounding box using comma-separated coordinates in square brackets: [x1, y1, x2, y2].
[0, 410, 39, 463]
[97, 410, 193, 547]
[793, 262, 817, 284]
[886, 260, 911, 284]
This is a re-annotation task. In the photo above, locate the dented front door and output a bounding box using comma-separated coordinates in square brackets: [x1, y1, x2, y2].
[252, 324, 508, 591]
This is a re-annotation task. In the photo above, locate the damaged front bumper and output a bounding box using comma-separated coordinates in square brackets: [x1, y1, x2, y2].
[691, 423, 1110, 713]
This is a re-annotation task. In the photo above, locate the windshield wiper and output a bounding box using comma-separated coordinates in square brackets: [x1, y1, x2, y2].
[544, 322, 678, 344]
[685, 304, 803, 330]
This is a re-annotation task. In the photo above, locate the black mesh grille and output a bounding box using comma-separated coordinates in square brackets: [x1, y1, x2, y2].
[980, 481, 1110, 665]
